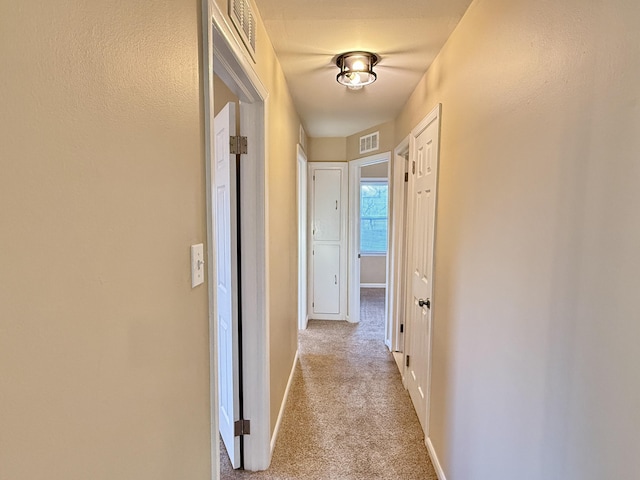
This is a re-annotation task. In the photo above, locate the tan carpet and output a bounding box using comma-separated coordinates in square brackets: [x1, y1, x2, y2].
[221, 288, 437, 479]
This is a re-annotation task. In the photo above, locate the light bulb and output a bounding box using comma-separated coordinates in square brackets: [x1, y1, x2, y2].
[351, 59, 365, 71]
[347, 72, 362, 85]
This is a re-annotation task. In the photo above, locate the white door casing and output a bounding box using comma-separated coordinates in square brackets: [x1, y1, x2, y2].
[405, 104, 441, 433]
[214, 102, 241, 468]
[297, 145, 308, 330]
[389, 138, 410, 353]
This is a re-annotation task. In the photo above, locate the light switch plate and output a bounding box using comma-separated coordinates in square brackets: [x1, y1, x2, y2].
[191, 243, 205, 288]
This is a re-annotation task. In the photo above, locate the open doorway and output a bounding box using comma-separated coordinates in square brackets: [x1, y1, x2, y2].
[203, 2, 271, 475]
[359, 170, 389, 341]
[348, 152, 391, 344]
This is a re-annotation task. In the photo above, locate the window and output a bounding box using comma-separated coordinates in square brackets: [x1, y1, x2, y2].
[360, 180, 388, 254]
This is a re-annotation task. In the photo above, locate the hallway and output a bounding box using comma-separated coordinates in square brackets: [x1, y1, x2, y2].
[221, 288, 436, 479]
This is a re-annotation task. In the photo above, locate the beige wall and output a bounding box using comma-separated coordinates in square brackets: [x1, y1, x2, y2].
[396, 0, 640, 478]
[0, 1, 211, 479]
[360, 255, 386, 285]
[213, 74, 239, 123]
[308, 120, 394, 163]
[308, 137, 347, 162]
[361, 161, 388, 178]
[347, 121, 394, 160]
[0, 0, 304, 477]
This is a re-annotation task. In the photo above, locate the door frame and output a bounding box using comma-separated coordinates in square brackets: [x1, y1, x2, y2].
[203, 0, 271, 474]
[388, 137, 410, 355]
[297, 145, 308, 330]
[347, 152, 391, 327]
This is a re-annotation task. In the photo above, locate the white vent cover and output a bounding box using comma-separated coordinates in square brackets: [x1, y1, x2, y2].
[229, 0, 256, 60]
[359, 131, 380, 154]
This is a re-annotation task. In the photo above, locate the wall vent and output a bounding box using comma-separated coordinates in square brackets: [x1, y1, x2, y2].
[359, 131, 379, 154]
[229, 0, 256, 60]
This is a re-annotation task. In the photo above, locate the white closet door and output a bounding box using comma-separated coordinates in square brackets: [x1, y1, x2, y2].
[313, 169, 342, 241]
[309, 163, 348, 320]
[313, 244, 340, 314]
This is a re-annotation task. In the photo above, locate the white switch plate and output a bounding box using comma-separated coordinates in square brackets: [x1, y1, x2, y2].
[191, 243, 205, 288]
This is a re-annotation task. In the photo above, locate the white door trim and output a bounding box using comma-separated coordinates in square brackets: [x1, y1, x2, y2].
[297, 145, 308, 330]
[389, 136, 410, 356]
[203, 0, 271, 474]
[348, 152, 391, 327]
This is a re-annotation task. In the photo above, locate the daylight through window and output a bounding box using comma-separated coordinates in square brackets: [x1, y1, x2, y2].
[360, 181, 388, 254]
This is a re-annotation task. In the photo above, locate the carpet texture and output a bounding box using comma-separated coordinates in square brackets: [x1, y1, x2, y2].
[221, 288, 437, 479]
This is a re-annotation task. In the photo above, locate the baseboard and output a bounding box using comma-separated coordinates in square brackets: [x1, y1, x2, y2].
[307, 314, 347, 321]
[426, 437, 447, 480]
[270, 350, 299, 455]
[360, 283, 386, 288]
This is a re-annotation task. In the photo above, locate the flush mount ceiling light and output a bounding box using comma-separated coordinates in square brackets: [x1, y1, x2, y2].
[336, 51, 380, 90]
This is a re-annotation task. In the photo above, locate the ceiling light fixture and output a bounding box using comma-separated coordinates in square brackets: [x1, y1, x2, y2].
[336, 51, 380, 90]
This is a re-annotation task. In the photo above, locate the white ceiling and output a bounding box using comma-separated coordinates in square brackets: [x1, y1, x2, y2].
[252, 0, 473, 137]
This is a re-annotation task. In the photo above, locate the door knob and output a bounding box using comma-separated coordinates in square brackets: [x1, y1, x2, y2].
[418, 298, 431, 309]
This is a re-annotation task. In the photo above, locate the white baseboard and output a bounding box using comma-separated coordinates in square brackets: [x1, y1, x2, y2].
[426, 437, 447, 480]
[270, 350, 299, 455]
[360, 283, 386, 288]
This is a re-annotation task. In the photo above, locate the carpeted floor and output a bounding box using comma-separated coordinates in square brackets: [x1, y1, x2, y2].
[220, 288, 437, 479]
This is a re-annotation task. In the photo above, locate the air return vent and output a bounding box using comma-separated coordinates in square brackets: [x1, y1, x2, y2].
[229, 0, 256, 60]
[359, 131, 379, 154]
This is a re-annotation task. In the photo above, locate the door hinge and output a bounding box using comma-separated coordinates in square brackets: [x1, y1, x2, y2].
[230, 136, 248, 155]
[313, 174, 316, 181]
[400, 323, 404, 333]
[404, 172, 409, 182]
[234, 419, 251, 436]
[312, 301, 315, 308]
[406, 355, 410, 367]
[412, 161, 416, 175]
[358, 253, 361, 259]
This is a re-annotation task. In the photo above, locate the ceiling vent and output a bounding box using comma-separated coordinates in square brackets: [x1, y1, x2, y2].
[359, 131, 380, 154]
[229, 0, 256, 60]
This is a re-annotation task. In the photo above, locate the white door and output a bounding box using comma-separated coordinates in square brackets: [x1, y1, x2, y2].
[313, 244, 341, 314]
[313, 169, 342, 242]
[406, 106, 440, 432]
[214, 103, 241, 468]
[309, 164, 347, 320]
